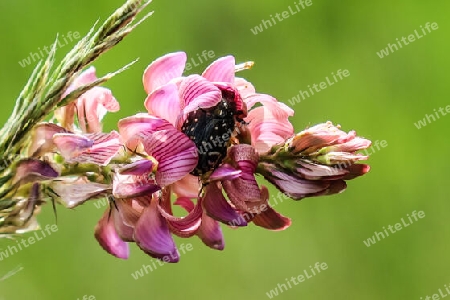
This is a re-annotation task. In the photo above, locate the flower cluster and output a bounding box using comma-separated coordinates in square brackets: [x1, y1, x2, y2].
[16, 52, 371, 262]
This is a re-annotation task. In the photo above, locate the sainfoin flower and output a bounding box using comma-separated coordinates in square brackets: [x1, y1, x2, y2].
[90, 52, 371, 261]
[20, 52, 371, 262]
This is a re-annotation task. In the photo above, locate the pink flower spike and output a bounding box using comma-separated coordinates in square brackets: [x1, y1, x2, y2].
[143, 52, 187, 94]
[134, 199, 179, 262]
[94, 209, 129, 260]
[202, 55, 235, 83]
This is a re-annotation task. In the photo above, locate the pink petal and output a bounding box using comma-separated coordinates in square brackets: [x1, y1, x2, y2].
[202, 55, 235, 83]
[327, 137, 372, 153]
[197, 212, 224, 250]
[158, 197, 203, 238]
[179, 75, 222, 115]
[111, 205, 135, 242]
[64, 131, 121, 166]
[140, 130, 198, 187]
[246, 105, 294, 153]
[94, 208, 129, 259]
[113, 173, 160, 199]
[172, 174, 201, 198]
[118, 160, 154, 176]
[134, 199, 179, 262]
[118, 113, 174, 149]
[265, 168, 330, 200]
[203, 183, 247, 226]
[252, 206, 291, 231]
[115, 198, 142, 229]
[174, 197, 195, 212]
[144, 83, 181, 126]
[64, 66, 97, 97]
[13, 159, 58, 185]
[29, 123, 66, 157]
[143, 52, 187, 94]
[174, 198, 225, 250]
[297, 161, 348, 180]
[343, 164, 371, 180]
[84, 131, 121, 164]
[77, 87, 120, 133]
[234, 77, 256, 99]
[51, 179, 110, 208]
[53, 133, 94, 159]
[209, 164, 242, 181]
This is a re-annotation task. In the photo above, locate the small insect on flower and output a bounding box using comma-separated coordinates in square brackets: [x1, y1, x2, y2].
[181, 86, 247, 178]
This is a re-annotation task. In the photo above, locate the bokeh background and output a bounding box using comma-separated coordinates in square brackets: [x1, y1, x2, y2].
[0, 0, 449, 299]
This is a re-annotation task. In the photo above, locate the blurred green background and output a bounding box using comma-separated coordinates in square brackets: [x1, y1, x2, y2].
[0, 0, 449, 299]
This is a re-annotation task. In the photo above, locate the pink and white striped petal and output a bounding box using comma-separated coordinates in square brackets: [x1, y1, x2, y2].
[143, 52, 187, 94]
[139, 130, 198, 187]
[53, 133, 94, 159]
[64, 131, 121, 166]
[179, 75, 222, 115]
[118, 114, 174, 149]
